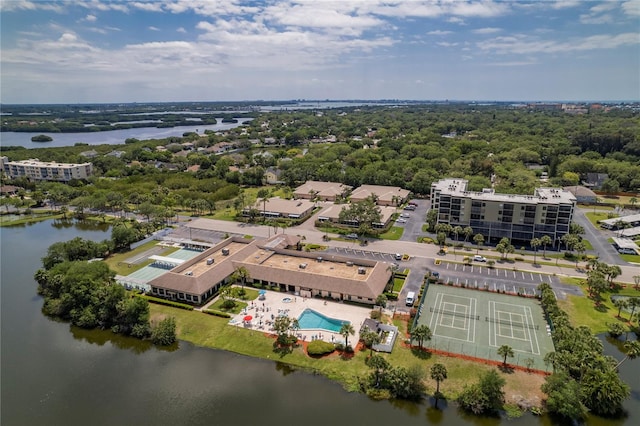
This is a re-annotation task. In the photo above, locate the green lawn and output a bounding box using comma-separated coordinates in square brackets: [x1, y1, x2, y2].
[104, 241, 179, 276]
[620, 254, 640, 263]
[151, 304, 545, 399]
[209, 298, 248, 314]
[392, 277, 405, 293]
[0, 211, 63, 226]
[584, 211, 616, 228]
[379, 226, 403, 240]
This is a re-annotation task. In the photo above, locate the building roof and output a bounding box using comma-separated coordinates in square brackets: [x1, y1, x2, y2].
[564, 186, 597, 198]
[294, 181, 352, 199]
[599, 214, 640, 227]
[432, 178, 576, 205]
[612, 237, 639, 252]
[246, 197, 314, 217]
[149, 235, 391, 299]
[350, 185, 411, 204]
[318, 203, 396, 225]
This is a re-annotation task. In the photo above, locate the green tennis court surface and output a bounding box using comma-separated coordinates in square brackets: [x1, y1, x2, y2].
[416, 284, 555, 371]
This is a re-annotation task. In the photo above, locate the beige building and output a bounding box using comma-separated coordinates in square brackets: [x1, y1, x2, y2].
[149, 235, 392, 305]
[243, 197, 315, 219]
[294, 181, 352, 202]
[350, 185, 411, 206]
[430, 178, 576, 244]
[1, 156, 93, 182]
[317, 204, 396, 229]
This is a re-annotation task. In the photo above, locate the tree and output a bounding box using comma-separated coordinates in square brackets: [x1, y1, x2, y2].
[111, 226, 138, 252]
[630, 197, 637, 209]
[463, 226, 473, 244]
[573, 241, 586, 268]
[458, 370, 505, 415]
[230, 266, 250, 289]
[580, 366, 630, 417]
[628, 297, 640, 320]
[430, 363, 448, 395]
[541, 372, 587, 421]
[633, 275, 640, 291]
[375, 294, 387, 313]
[360, 326, 382, 357]
[497, 344, 514, 367]
[366, 354, 390, 388]
[410, 324, 432, 350]
[340, 322, 355, 349]
[530, 237, 541, 264]
[613, 298, 628, 318]
[338, 195, 382, 237]
[616, 340, 640, 368]
[151, 317, 177, 346]
[473, 233, 484, 254]
[540, 235, 552, 259]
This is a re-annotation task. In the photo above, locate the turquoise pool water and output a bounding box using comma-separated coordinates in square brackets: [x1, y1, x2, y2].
[297, 309, 348, 332]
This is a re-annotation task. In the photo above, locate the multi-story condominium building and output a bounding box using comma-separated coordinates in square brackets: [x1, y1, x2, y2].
[1, 156, 93, 182]
[430, 178, 576, 245]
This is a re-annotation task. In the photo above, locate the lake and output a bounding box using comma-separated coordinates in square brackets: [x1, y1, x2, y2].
[0, 120, 250, 149]
[0, 220, 637, 425]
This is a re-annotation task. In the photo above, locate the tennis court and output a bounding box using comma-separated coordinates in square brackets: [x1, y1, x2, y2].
[416, 284, 555, 371]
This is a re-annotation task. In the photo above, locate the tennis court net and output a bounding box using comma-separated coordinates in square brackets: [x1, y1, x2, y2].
[430, 307, 479, 320]
[485, 317, 539, 330]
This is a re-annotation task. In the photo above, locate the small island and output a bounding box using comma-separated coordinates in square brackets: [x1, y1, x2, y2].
[31, 134, 53, 142]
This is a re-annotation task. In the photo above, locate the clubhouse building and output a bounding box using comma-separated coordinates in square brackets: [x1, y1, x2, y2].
[148, 234, 392, 306]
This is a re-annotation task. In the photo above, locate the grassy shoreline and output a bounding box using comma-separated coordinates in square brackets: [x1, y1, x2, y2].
[149, 303, 546, 406]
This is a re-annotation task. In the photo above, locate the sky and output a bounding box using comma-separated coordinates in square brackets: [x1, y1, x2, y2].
[0, 0, 638, 103]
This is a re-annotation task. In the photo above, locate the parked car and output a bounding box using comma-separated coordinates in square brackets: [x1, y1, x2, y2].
[400, 213, 410, 218]
[395, 253, 403, 260]
[473, 255, 487, 262]
[345, 233, 358, 239]
[396, 218, 407, 223]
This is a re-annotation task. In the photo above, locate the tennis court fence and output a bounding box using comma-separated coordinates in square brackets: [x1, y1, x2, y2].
[429, 307, 480, 321]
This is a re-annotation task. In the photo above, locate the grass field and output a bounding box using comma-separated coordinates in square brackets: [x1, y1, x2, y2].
[380, 226, 403, 240]
[150, 304, 545, 404]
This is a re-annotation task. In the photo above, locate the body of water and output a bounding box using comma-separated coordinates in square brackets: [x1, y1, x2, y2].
[0, 119, 250, 149]
[0, 220, 637, 425]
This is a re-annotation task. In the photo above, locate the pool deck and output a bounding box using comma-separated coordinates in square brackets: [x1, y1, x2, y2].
[220, 289, 373, 345]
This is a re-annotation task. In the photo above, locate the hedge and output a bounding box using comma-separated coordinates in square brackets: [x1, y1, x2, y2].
[134, 294, 194, 310]
[384, 292, 398, 300]
[307, 339, 336, 356]
[203, 309, 231, 318]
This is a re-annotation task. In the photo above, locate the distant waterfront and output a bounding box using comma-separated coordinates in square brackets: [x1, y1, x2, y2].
[0, 120, 250, 149]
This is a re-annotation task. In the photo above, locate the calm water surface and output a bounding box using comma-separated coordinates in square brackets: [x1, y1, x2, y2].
[0, 120, 250, 149]
[1, 220, 636, 425]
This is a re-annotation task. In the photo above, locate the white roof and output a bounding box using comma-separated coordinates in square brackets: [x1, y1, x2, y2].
[149, 255, 186, 265]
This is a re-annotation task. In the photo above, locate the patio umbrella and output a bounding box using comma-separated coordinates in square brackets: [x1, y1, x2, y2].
[243, 315, 253, 322]
[258, 290, 266, 295]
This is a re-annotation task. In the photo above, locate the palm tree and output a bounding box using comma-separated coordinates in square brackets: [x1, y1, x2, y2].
[375, 294, 388, 313]
[360, 326, 382, 357]
[627, 298, 640, 321]
[616, 340, 640, 369]
[473, 233, 484, 254]
[410, 324, 432, 350]
[497, 344, 514, 367]
[634, 275, 640, 291]
[430, 363, 448, 394]
[231, 266, 250, 289]
[530, 237, 541, 264]
[340, 322, 355, 349]
[630, 197, 637, 209]
[540, 235, 552, 259]
[463, 226, 473, 244]
[613, 299, 629, 318]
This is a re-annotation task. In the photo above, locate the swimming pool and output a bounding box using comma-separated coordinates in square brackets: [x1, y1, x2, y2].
[297, 309, 348, 333]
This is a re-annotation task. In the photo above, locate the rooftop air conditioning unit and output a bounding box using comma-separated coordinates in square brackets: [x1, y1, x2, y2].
[346, 261, 354, 267]
[206, 258, 214, 265]
[299, 263, 307, 269]
[222, 248, 230, 256]
[358, 267, 366, 275]
[185, 271, 193, 276]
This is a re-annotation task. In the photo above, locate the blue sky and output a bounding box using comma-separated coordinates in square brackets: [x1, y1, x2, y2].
[1, 0, 638, 103]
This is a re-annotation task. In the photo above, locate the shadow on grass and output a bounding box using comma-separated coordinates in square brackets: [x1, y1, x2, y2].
[411, 347, 432, 360]
[272, 341, 294, 358]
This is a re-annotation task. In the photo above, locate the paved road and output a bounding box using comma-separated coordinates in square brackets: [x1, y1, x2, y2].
[572, 207, 622, 265]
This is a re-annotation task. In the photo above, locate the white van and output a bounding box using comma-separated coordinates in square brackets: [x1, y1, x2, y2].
[406, 291, 416, 306]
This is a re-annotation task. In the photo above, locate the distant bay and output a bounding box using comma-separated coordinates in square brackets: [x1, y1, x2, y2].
[0, 119, 250, 149]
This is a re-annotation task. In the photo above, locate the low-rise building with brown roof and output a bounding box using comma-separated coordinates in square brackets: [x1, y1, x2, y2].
[564, 186, 597, 204]
[294, 181, 352, 202]
[148, 235, 392, 305]
[317, 204, 396, 229]
[350, 185, 411, 206]
[243, 197, 315, 219]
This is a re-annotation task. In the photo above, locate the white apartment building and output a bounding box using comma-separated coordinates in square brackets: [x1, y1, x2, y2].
[430, 178, 576, 245]
[1, 156, 93, 182]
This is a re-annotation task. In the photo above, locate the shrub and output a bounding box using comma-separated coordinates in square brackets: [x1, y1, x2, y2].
[134, 294, 193, 310]
[151, 317, 177, 346]
[220, 299, 237, 310]
[370, 310, 381, 320]
[383, 292, 398, 300]
[307, 339, 336, 356]
[514, 256, 524, 261]
[203, 309, 231, 318]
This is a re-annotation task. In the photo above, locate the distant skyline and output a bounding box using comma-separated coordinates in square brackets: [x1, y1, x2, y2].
[1, 0, 638, 104]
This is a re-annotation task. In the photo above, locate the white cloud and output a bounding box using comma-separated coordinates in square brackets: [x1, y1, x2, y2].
[580, 13, 614, 24]
[590, 2, 618, 14]
[148, 26, 160, 31]
[131, 2, 164, 12]
[436, 41, 458, 47]
[551, 0, 581, 9]
[177, 27, 187, 33]
[477, 32, 639, 55]
[0, 0, 64, 12]
[472, 27, 501, 34]
[84, 14, 97, 22]
[447, 17, 465, 25]
[427, 30, 452, 36]
[622, 0, 640, 16]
